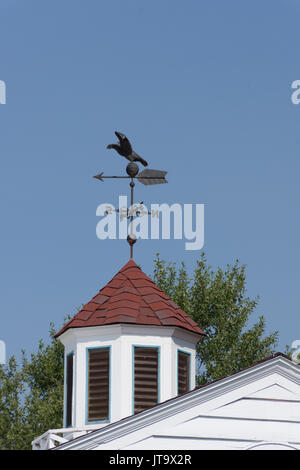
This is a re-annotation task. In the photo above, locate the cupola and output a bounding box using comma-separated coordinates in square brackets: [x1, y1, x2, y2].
[55, 259, 204, 438]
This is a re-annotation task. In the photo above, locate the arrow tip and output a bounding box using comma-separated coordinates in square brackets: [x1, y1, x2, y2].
[93, 172, 104, 182]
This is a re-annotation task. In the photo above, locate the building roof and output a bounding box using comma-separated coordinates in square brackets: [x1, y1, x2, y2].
[55, 259, 204, 338]
[53, 352, 299, 450]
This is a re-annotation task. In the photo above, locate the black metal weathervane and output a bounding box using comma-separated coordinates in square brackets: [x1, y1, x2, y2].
[94, 131, 168, 259]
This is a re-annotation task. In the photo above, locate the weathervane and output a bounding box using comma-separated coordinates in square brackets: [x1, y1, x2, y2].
[94, 131, 168, 259]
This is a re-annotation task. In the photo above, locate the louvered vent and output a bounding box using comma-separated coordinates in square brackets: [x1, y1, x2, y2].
[87, 348, 110, 422]
[66, 353, 73, 427]
[178, 351, 190, 395]
[134, 347, 159, 414]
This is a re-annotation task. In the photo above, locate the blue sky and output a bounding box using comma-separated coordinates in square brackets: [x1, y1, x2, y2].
[0, 0, 299, 360]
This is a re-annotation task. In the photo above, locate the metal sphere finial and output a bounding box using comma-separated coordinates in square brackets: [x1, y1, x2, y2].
[126, 162, 139, 178]
[127, 234, 137, 245]
[127, 234, 137, 258]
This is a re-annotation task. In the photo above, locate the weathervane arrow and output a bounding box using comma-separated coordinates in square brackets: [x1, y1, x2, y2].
[93, 169, 168, 185]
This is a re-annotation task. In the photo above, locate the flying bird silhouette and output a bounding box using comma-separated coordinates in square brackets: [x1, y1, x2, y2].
[107, 131, 148, 167]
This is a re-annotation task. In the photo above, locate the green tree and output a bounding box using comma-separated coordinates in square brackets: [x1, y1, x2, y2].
[0, 357, 27, 449]
[0, 324, 64, 450]
[21, 323, 64, 445]
[153, 253, 278, 385]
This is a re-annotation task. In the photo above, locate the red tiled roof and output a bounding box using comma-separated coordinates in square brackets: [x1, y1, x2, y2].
[55, 259, 204, 338]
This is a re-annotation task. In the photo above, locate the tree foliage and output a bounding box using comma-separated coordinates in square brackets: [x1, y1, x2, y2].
[0, 324, 64, 450]
[0, 357, 26, 449]
[153, 253, 278, 385]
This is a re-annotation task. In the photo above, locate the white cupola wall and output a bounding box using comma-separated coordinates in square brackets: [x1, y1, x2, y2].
[55, 260, 204, 438]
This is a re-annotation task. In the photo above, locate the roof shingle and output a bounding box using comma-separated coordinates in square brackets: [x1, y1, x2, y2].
[55, 259, 204, 338]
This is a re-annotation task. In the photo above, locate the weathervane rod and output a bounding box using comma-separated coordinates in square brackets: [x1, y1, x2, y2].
[130, 178, 134, 259]
[125, 162, 139, 259]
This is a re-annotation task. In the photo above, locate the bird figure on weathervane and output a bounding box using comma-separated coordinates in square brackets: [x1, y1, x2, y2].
[107, 131, 148, 167]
